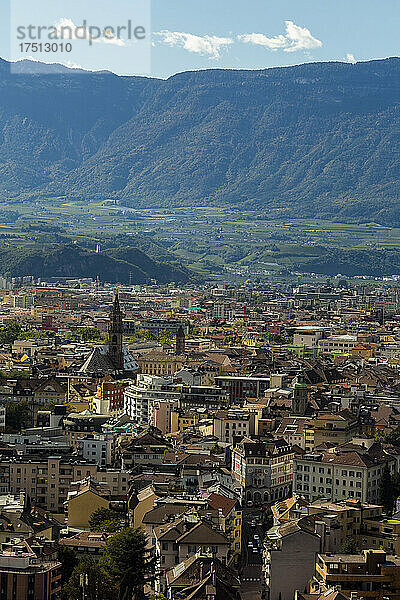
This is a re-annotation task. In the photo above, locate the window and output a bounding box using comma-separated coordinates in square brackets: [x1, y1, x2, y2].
[162, 542, 168, 551]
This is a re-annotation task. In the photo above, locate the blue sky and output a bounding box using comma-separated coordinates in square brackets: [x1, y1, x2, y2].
[3, 0, 400, 77]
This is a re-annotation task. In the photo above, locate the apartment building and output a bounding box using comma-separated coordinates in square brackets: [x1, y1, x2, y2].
[214, 375, 270, 404]
[264, 518, 321, 600]
[0, 543, 61, 600]
[150, 400, 177, 435]
[315, 504, 400, 556]
[212, 410, 255, 444]
[275, 417, 309, 449]
[124, 374, 181, 426]
[308, 499, 383, 550]
[76, 433, 113, 466]
[4, 457, 98, 513]
[303, 411, 360, 452]
[135, 351, 184, 377]
[293, 326, 324, 347]
[293, 444, 397, 504]
[93, 380, 127, 416]
[311, 550, 400, 599]
[179, 385, 229, 411]
[1, 457, 128, 513]
[318, 334, 358, 354]
[154, 516, 230, 593]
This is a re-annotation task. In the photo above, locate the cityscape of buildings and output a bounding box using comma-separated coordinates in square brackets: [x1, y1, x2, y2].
[0, 278, 399, 598]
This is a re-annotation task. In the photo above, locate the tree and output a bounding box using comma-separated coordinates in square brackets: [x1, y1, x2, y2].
[57, 546, 77, 587]
[63, 555, 117, 600]
[379, 463, 396, 515]
[0, 322, 23, 345]
[339, 537, 360, 554]
[101, 528, 156, 600]
[80, 327, 103, 342]
[89, 507, 123, 533]
[382, 427, 400, 446]
[5, 400, 31, 432]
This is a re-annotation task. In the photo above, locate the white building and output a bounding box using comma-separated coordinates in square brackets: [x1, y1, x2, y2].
[124, 374, 181, 426]
[212, 410, 254, 444]
[293, 327, 325, 347]
[293, 446, 397, 504]
[318, 334, 358, 353]
[76, 434, 113, 466]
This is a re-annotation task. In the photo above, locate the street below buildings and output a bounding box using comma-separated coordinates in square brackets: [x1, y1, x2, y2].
[240, 508, 268, 599]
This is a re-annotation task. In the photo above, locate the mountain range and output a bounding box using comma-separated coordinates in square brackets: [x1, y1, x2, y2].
[1, 57, 400, 223]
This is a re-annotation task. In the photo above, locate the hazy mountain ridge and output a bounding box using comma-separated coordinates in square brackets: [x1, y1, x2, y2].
[1, 58, 400, 223]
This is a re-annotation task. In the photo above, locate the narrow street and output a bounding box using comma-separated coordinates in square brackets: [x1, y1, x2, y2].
[240, 509, 267, 599]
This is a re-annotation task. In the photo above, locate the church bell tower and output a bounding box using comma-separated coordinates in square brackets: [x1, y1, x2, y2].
[292, 373, 308, 416]
[175, 325, 185, 355]
[108, 290, 124, 371]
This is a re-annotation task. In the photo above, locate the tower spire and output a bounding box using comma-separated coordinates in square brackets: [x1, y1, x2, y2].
[108, 289, 124, 371]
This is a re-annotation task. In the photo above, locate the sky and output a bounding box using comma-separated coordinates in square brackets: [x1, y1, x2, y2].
[2, 0, 400, 77]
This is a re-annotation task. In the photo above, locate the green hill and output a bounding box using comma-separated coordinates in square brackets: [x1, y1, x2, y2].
[0, 243, 189, 283]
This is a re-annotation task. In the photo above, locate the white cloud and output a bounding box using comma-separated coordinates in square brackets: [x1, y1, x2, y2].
[54, 18, 126, 46]
[346, 53, 357, 64]
[155, 31, 233, 59]
[238, 20, 322, 53]
[238, 33, 287, 50]
[284, 21, 322, 52]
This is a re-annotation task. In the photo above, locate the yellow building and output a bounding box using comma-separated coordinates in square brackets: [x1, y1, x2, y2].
[65, 488, 109, 529]
[304, 411, 359, 452]
[129, 484, 158, 529]
[170, 410, 199, 434]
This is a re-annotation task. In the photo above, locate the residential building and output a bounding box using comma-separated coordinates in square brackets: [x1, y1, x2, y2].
[319, 334, 358, 354]
[212, 410, 255, 445]
[275, 417, 309, 449]
[64, 485, 109, 529]
[214, 376, 270, 404]
[264, 517, 321, 600]
[311, 550, 400, 599]
[293, 443, 397, 504]
[304, 411, 360, 452]
[76, 433, 113, 466]
[293, 327, 325, 347]
[124, 374, 181, 426]
[165, 553, 241, 600]
[0, 538, 61, 600]
[154, 515, 230, 593]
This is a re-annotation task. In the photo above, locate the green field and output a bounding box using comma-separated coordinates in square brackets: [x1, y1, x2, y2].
[0, 199, 400, 280]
